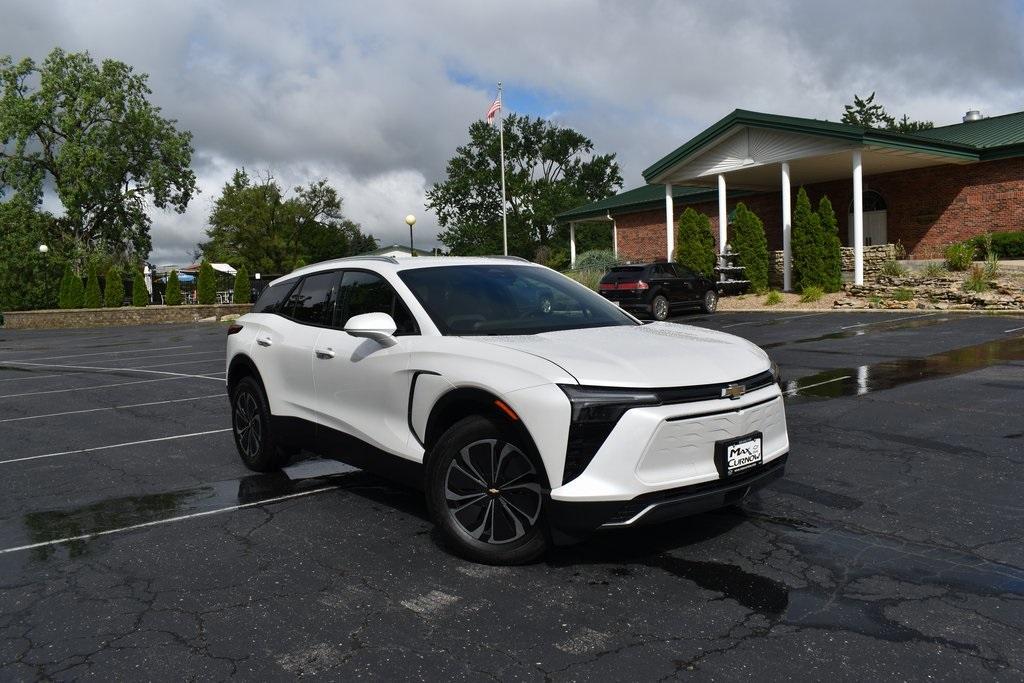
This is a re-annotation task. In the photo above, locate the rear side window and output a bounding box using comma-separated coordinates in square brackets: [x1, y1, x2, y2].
[253, 280, 295, 313]
[284, 271, 340, 325]
[337, 271, 418, 335]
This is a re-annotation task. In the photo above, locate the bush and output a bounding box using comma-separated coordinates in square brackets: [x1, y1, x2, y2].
[988, 231, 1024, 258]
[892, 288, 914, 302]
[84, 265, 102, 308]
[196, 260, 217, 305]
[563, 269, 602, 291]
[164, 270, 182, 305]
[674, 207, 716, 276]
[944, 243, 974, 271]
[764, 290, 782, 306]
[573, 249, 619, 272]
[233, 265, 251, 304]
[963, 265, 990, 293]
[817, 196, 843, 291]
[58, 265, 84, 309]
[799, 285, 823, 303]
[131, 269, 149, 307]
[730, 202, 769, 292]
[922, 262, 947, 278]
[792, 188, 826, 292]
[104, 267, 125, 307]
[881, 260, 908, 277]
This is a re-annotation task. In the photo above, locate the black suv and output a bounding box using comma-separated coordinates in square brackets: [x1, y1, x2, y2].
[598, 262, 718, 320]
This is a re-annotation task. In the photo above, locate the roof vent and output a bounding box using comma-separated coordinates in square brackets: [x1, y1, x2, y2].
[963, 110, 983, 122]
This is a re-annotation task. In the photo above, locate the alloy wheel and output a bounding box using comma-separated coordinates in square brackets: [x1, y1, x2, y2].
[654, 297, 669, 320]
[444, 439, 543, 545]
[234, 391, 263, 459]
[705, 291, 717, 312]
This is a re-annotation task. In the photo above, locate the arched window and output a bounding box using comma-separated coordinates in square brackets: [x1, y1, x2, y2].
[848, 190, 887, 213]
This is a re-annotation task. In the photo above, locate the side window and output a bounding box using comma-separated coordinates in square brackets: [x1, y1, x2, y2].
[675, 265, 696, 279]
[284, 271, 339, 326]
[253, 279, 296, 314]
[337, 271, 419, 336]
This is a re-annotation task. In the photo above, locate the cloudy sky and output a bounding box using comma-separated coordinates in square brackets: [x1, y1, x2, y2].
[4, 0, 1023, 263]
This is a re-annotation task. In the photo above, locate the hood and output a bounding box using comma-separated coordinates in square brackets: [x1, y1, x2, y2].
[473, 322, 770, 388]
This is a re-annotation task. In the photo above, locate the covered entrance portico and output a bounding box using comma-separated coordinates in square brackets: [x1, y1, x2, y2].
[641, 111, 978, 288]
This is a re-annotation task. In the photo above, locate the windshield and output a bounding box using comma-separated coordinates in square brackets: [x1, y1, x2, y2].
[398, 265, 639, 336]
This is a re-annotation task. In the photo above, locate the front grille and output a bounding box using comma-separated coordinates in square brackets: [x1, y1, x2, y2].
[651, 370, 775, 405]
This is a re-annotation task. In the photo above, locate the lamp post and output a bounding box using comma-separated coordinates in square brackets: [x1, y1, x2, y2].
[405, 214, 416, 255]
[37, 244, 50, 308]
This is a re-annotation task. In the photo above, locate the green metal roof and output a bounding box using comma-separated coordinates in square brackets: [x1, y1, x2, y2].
[912, 111, 1024, 149]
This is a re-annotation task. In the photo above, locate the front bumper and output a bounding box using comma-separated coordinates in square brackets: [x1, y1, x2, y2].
[547, 453, 787, 544]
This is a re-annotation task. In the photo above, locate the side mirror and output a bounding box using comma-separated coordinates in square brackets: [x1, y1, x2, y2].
[344, 312, 398, 347]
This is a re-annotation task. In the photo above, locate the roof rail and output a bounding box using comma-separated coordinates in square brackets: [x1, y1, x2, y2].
[484, 255, 530, 262]
[339, 255, 399, 264]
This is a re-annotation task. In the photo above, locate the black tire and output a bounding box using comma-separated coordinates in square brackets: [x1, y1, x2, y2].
[651, 294, 670, 321]
[426, 416, 549, 565]
[701, 290, 719, 314]
[231, 376, 292, 472]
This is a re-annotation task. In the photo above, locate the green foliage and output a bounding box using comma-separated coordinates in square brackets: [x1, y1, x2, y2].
[563, 270, 602, 291]
[164, 270, 182, 306]
[730, 203, 769, 293]
[792, 188, 825, 292]
[533, 245, 570, 271]
[0, 48, 196, 259]
[674, 208, 716, 276]
[842, 92, 932, 132]
[103, 266, 125, 307]
[982, 252, 1000, 280]
[84, 265, 102, 308]
[573, 249, 619, 272]
[196, 260, 216, 305]
[764, 290, 782, 306]
[881, 260, 908, 277]
[892, 288, 914, 302]
[199, 171, 377, 274]
[922, 262, 948, 278]
[962, 265, 990, 293]
[58, 265, 84, 309]
[799, 285, 823, 303]
[131, 269, 149, 307]
[233, 266, 251, 304]
[817, 196, 843, 291]
[0, 199, 61, 310]
[970, 231, 1024, 259]
[944, 243, 974, 271]
[427, 114, 623, 256]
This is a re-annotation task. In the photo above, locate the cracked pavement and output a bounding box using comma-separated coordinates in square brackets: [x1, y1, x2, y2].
[0, 313, 1022, 680]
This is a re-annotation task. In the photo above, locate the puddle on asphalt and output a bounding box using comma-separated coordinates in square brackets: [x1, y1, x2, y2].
[786, 335, 1024, 398]
[15, 459, 360, 561]
[761, 315, 950, 350]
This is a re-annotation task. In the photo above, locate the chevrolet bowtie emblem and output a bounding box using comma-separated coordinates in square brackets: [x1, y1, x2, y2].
[722, 383, 745, 399]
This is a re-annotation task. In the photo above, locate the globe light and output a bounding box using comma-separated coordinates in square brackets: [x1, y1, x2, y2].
[405, 214, 416, 227]
[38, 244, 49, 254]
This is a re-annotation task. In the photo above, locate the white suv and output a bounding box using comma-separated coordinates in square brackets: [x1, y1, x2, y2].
[226, 256, 789, 564]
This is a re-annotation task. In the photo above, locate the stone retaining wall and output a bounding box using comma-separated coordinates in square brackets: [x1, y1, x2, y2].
[768, 244, 895, 288]
[1, 304, 253, 330]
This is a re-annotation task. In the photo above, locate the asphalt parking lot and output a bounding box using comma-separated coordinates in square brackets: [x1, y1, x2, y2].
[1, 311, 1023, 680]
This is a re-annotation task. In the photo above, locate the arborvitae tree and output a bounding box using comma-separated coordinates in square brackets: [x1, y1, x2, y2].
[196, 260, 216, 304]
[58, 265, 83, 309]
[817, 196, 843, 292]
[164, 270, 182, 305]
[792, 187, 825, 292]
[84, 265, 102, 308]
[131, 268, 149, 306]
[731, 203, 769, 292]
[674, 207, 716, 276]
[104, 266, 125, 307]
[232, 265, 251, 304]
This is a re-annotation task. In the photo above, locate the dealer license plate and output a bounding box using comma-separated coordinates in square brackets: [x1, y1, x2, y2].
[725, 437, 762, 475]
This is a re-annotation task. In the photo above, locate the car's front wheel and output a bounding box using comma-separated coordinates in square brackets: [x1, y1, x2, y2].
[426, 416, 549, 564]
[231, 376, 292, 472]
[702, 289, 719, 313]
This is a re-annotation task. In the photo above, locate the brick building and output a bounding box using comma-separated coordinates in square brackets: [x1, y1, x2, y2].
[558, 109, 1024, 290]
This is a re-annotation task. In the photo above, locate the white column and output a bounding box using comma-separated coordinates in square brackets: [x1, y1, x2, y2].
[569, 221, 577, 268]
[852, 150, 864, 285]
[664, 183, 674, 261]
[609, 213, 618, 259]
[717, 174, 727, 251]
[781, 162, 792, 292]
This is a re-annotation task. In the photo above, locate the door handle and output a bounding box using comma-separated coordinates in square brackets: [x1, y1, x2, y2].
[256, 336, 272, 347]
[315, 347, 336, 359]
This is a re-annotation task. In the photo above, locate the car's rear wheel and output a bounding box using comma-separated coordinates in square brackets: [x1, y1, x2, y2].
[231, 376, 292, 472]
[702, 290, 719, 313]
[651, 294, 670, 321]
[426, 416, 549, 564]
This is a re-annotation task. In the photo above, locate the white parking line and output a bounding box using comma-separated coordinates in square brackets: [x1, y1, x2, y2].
[0, 428, 232, 466]
[787, 375, 851, 396]
[0, 394, 224, 423]
[0, 373, 64, 384]
[776, 312, 828, 322]
[0, 376, 187, 399]
[839, 313, 936, 330]
[1, 360, 225, 382]
[1004, 325, 1024, 334]
[11, 345, 193, 363]
[0, 486, 339, 555]
[87, 349, 221, 366]
[128, 357, 224, 370]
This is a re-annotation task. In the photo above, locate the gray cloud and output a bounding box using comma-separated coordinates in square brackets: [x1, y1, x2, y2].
[4, 0, 1023, 263]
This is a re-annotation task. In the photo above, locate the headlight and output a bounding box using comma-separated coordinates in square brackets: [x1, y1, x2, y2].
[558, 385, 659, 485]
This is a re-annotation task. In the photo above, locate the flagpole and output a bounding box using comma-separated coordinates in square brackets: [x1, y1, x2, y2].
[498, 82, 508, 256]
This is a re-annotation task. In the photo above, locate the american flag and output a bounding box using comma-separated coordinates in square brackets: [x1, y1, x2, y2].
[486, 95, 501, 125]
